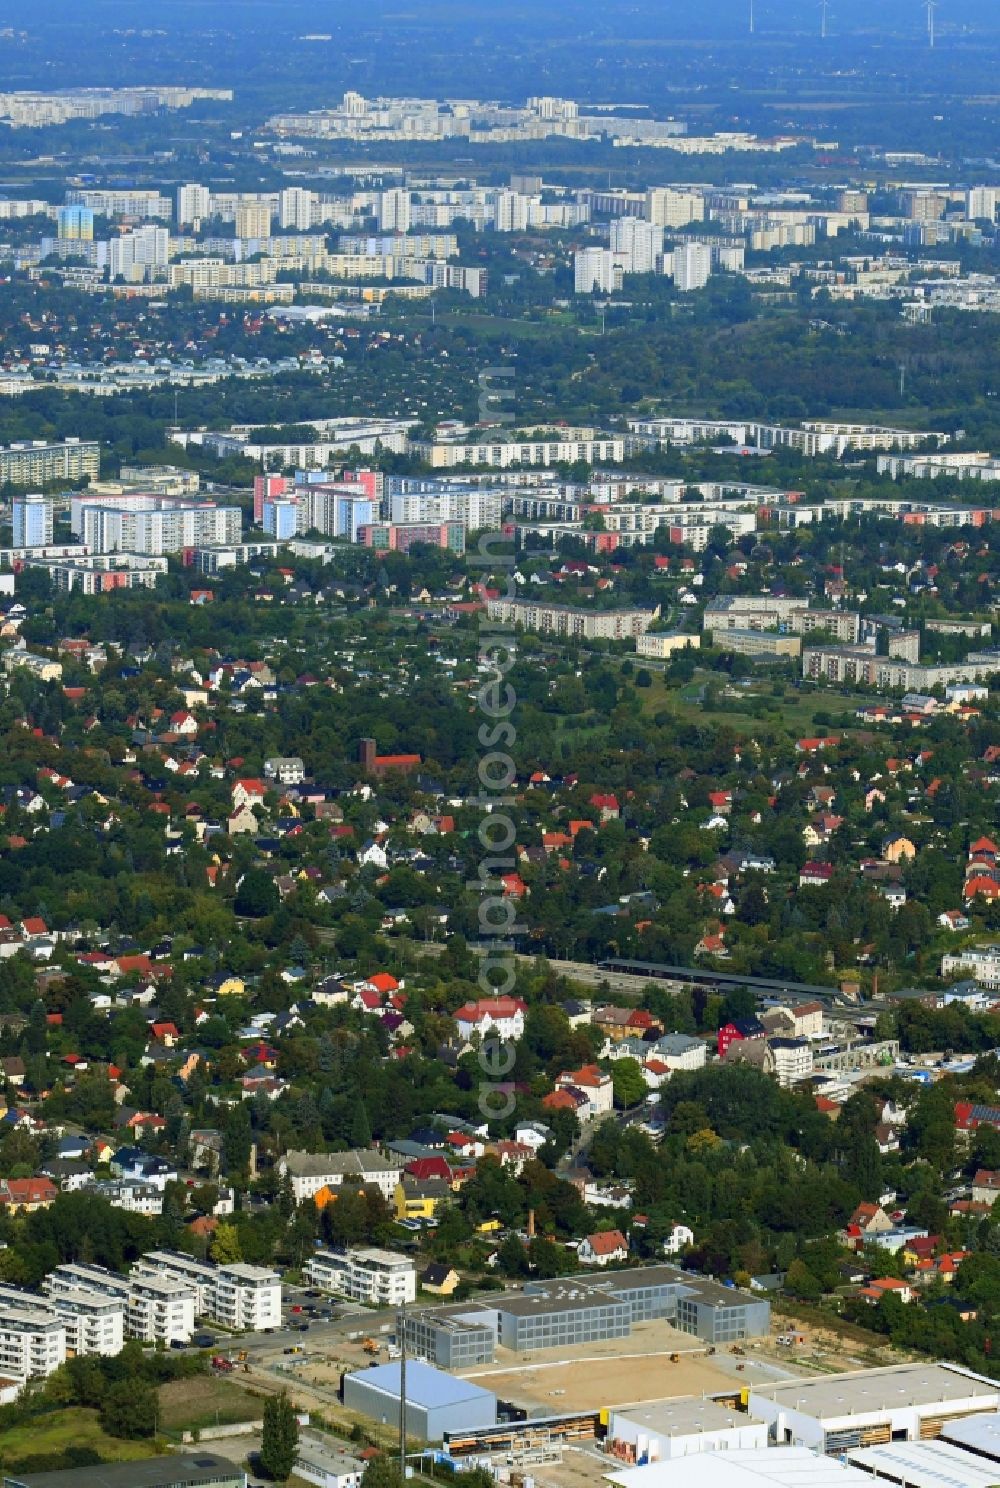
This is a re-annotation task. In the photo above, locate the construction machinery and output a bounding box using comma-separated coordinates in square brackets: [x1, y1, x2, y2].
[363, 1338, 380, 1356]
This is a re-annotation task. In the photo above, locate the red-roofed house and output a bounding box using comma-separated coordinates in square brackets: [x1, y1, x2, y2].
[578, 1229, 628, 1266]
[232, 779, 267, 811]
[454, 997, 527, 1042]
[555, 1064, 614, 1118]
[0, 1176, 58, 1212]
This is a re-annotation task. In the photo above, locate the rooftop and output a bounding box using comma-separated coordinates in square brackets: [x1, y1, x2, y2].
[750, 1362, 999, 1420]
[848, 1439, 1000, 1488]
[612, 1395, 764, 1437]
[608, 1447, 872, 1488]
[3, 1451, 243, 1488]
[345, 1359, 494, 1409]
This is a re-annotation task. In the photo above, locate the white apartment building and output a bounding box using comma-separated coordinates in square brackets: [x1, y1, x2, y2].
[66, 188, 172, 219]
[133, 1250, 282, 1331]
[415, 430, 626, 469]
[967, 186, 998, 222]
[769, 1038, 814, 1088]
[673, 241, 713, 292]
[387, 490, 502, 528]
[942, 945, 1000, 991]
[609, 216, 662, 273]
[379, 188, 411, 233]
[51, 1289, 125, 1356]
[109, 225, 170, 282]
[0, 1304, 66, 1381]
[280, 187, 318, 230]
[654, 1034, 707, 1072]
[0, 438, 100, 487]
[127, 1274, 196, 1344]
[305, 1247, 416, 1306]
[574, 247, 621, 294]
[45, 1261, 191, 1346]
[485, 597, 658, 639]
[278, 1148, 404, 1203]
[214, 1265, 282, 1331]
[177, 183, 212, 225]
[79, 500, 241, 555]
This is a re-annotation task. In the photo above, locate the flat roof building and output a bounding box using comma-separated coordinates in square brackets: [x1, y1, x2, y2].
[2, 1451, 246, 1488]
[342, 1359, 496, 1443]
[607, 1446, 874, 1488]
[401, 1306, 497, 1368]
[608, 1397, 768, 1462]
[749, 1363, 1000, 1455]
[847, 1438, 1000, 1488]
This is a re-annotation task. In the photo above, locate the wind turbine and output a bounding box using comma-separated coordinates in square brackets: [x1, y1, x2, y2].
[819, 0, 830, 39]
[924, 0, 938, 47]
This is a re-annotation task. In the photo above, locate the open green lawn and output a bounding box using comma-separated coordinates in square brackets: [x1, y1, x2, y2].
[635, 669, 870, 737]
[157, 1375, 262, 1434]
[0, 1407, 161, 1468]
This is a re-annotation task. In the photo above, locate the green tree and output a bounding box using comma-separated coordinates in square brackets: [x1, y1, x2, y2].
[210, 1222, 244, 1264]
[100, 1377, 158, 1439]
[611, 1058, 646, 1110]
[361, 1458, 405, 1488]
[235, 869, 279, 918]
[260, 1391, 299, 1481]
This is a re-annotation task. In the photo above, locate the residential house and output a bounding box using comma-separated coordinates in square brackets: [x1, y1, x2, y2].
[578, 1229, 628, 1266]
[554, 1064, 614, 1119]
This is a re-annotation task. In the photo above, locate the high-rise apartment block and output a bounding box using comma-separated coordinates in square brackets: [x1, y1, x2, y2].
[56, 204, 94, 240]
[610, 216, 663, 273]
[574, 247, 620, 294]
[176, 183, 212, 225]
[0, 438, 99, 488]
[645, 187, 705, 228]
[12, 493, 54, 547]
[279, 187, 317, 230]
[378, 188, 411, 233]
[673, 241, 713, 292]
[235, 201, 274, 239]
[967, 186, 998, 222]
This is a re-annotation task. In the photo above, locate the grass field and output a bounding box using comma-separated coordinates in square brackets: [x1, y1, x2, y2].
[157, 1375, 263, 1434]
[636, 669, 869, 736]
[0, 1407, 160, 1468]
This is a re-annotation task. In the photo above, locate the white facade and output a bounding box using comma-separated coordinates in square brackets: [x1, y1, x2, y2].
[280, 187, 318, 229]
[673, 242, 713, 292]
[12, 493, 54, 548]
[109, 225, 169, 280]
[80, 501, 241, 555]
[749, 1364, 1000, 1454]
[279, 1148, 404, 1203]
[177, 183, 211, 225]
[967, 186, 998, 222]
[575, 247, 619, 294]
[379, 189, 411, 233]
[0, 1306, 66, 1381]
[769, 1039, 814, 1088]
[609, 1398, 766, 1462]
[610, 216, 662, 273]
[127, 1275, 196, 1344]
[51, 1289, 125, 1356]
[305, 1247, 416, 1306]
[214, 1264, 282, 1331]
[133, 1250, 282, 1331]
[942, 945, 1000, 990]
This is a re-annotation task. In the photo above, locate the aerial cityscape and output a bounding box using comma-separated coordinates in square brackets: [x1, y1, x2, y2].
[1, 2, 1000, 1488]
